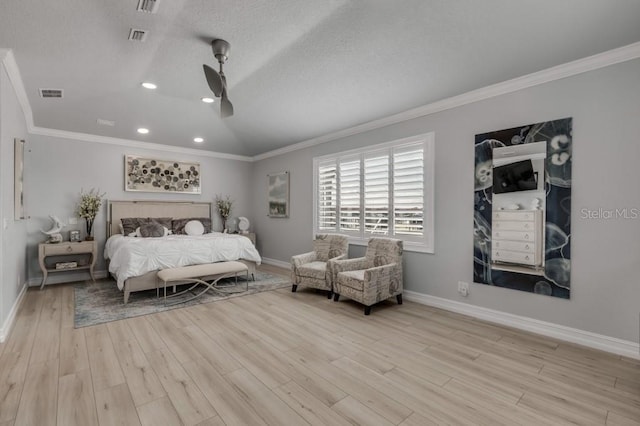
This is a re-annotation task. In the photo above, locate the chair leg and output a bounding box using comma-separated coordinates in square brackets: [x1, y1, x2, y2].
[364, 305, 372, 315]
[327, 291, 333, 299]
[333, 293, 339, 302]
[291, 284, 297, 292]
[396, 294, 403, 305]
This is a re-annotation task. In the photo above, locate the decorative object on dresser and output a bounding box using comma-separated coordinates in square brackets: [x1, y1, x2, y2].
[76, 188, 105, 241]
[291, 234, 349, 299]
[237, 216, 250, 233]
[124, 155, 201, 194]
[215, 194, 233, 231]
[38, 240, 96, 289]
[69, 230, 81, 242]
[267, 171, 289, 218]
[473, 118, 572, 299]
[40, 215, 65, 243]
[332, 237, 404, 315]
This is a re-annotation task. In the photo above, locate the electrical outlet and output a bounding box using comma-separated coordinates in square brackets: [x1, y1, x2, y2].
[458, 281, 469, 297]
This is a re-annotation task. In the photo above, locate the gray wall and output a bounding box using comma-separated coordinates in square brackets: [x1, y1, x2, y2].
[0, 62, 29, 334]
[251, 58, 640, 343]
[24, 135, 254, 284]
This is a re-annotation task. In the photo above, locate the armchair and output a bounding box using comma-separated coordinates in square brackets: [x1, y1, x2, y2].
[331, 237, 403, 315]
[290, 234, 349, 298]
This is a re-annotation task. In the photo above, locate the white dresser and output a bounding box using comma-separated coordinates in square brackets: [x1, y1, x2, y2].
[491, 210, 543, 270]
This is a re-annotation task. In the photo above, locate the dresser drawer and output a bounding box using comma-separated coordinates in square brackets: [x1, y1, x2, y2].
[493, 211, 536, 221]
[492, 240, 535, 253]
[493, 220, 535, 231]
[492, 249, 537, 266]
[492, 230, 536, 242]
[42, 242, 94, 256]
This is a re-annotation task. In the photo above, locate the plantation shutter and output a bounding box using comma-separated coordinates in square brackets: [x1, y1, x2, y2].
[339, 157, 361, 232]
[393, 144, 424, 236]
[317, 160, 338, 230]
[364, 151, 390, 235]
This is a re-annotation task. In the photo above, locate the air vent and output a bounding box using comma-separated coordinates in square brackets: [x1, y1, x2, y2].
[39, 89, 63, 98]
[97, 119, 115, 127]
[128, 28, 148, 42]
[137, 0, 160, 13]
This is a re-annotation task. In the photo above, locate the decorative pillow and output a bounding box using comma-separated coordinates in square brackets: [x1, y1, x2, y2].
[150, 217, 172, 229]
[184, 220, 205, 236]
[171, 217, 211, 234]
[138, 222, 167, 238]
[121, 217, 149, 235]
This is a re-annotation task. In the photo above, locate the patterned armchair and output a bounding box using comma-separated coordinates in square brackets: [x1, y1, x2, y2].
[331, 237, 403, 315]
[290, 234, 349, 298]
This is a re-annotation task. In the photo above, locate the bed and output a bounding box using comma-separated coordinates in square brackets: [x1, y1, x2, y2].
[105, 200, 261, 303]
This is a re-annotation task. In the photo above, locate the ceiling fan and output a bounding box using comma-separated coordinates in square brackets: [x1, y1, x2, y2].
[203, 39, 234, 118]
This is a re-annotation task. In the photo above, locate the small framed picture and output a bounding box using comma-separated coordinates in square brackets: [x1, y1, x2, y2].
[69, 230, 81, 242]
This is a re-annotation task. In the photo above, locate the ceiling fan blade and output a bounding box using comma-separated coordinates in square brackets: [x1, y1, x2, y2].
[220, 89, 234, 118]
[220, 73, 233, 118]
[203, 64, 223, 97]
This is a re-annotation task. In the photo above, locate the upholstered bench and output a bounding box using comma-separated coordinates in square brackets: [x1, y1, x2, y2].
[157, 261, 249, 305]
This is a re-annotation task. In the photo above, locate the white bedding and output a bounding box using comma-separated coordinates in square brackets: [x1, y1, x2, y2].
[105, 233, 261, 290]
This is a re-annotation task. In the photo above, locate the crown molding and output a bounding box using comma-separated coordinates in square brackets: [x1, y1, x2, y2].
[1, 48, 251, 162]
[253, 41, 640, 161]
[1, 49, 35, 130]
[28, 126, 253, 162]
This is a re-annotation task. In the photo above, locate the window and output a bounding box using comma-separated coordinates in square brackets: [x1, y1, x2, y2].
[313, 133, 434, 253]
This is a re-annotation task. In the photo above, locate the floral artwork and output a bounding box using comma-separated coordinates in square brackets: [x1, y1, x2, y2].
[125, 155, 201, 194]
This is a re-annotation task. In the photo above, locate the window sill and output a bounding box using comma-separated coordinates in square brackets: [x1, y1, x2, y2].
[347, 237, 434, 254]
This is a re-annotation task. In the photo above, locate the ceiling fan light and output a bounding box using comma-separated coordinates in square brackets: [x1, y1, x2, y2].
[137, 128, 149, 134]
[141, 82, 157, 89]
[201, 97, 215, 103]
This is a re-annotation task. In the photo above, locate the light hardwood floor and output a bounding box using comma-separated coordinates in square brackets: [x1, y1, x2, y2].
[1, 264, 639, 425]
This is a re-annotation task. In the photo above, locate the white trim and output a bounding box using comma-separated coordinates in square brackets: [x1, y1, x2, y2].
[261, 257, 291, 270]
[29, 126, 253, 162]
[253, 41, 640, 161]
[4, 43, 640, 163]
[0, 282, 27, 343]
[404, 290, 640, 360]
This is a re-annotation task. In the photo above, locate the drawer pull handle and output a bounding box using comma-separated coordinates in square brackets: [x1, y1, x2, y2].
[495, 252, 500, 256]
[525, 245, 530, 250]
[67, 247, 73, 252]
[525, 255, 530, 260]
[524, 234, 529, 239]
[524, 224, 529, 229]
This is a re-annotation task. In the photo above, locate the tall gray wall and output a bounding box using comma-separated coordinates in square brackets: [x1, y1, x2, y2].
[251, 58, 640, 343]
[0, 60, 28, 337]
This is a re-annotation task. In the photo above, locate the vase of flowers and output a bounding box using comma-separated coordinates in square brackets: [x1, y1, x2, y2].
[76, 188, 105, 240]
[215, 194, 233, 232]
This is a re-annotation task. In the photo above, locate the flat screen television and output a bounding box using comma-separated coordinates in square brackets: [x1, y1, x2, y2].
[493, 159, 537, 194]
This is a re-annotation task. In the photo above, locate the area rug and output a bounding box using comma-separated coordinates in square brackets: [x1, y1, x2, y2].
[74, 271, 291, 328]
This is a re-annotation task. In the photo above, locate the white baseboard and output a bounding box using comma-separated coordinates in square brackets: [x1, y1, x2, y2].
[261, 257, 291, 270]
[27, 269, 109, 287]
[404, 290, 640, 360]
[0, 281, 28, 343]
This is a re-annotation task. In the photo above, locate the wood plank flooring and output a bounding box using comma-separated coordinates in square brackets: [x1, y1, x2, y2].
[1, 264, 639, 425]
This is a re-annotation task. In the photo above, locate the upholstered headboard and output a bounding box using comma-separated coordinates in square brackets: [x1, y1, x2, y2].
[107, 200, 212, 237]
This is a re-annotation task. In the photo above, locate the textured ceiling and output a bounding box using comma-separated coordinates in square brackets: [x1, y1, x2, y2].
[2, 0, 640, 156]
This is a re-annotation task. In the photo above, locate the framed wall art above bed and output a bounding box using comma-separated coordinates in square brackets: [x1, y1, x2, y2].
[124, 155, 201, 194]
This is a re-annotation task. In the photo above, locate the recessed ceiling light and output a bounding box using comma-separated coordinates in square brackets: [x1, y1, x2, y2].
[141, 82, 157, 89]
[193, 137, 204, 143]
[137, 128, 149, 134]
[201, 97, 214, 103]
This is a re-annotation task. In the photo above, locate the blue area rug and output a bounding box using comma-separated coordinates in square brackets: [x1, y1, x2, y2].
[74, 271, 291, 328]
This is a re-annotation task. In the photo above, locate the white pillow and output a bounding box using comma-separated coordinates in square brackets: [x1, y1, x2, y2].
[184, 220, 204, 236]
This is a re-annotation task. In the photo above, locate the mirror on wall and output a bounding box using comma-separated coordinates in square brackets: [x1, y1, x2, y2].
[473, 118, 572, 299]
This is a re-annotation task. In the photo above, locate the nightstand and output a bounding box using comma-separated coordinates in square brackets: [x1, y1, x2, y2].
[241, 232, 256, 245]
[38, 241, 97, 289]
